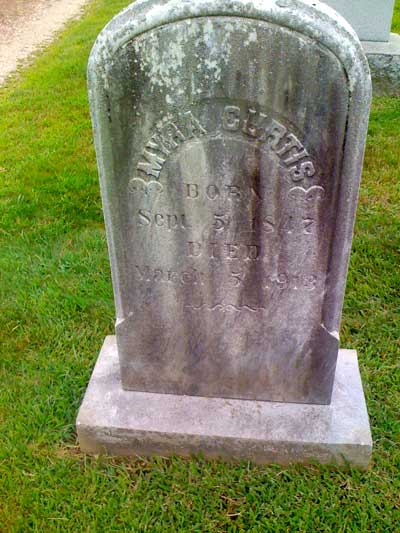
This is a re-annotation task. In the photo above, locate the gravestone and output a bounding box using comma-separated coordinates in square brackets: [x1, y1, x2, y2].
[325, 0, 395, 42]
[322, 1, 400, 97]
[77, 0, 373, 468]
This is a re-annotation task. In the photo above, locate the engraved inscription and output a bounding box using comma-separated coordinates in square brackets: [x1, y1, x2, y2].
[135, 264, 320, 293]
[135, 265, 205, 286]
[137, 210, 191, 230]
[128, 178, 164, 195]
[221, 105, 316, 182]
[289, 186, 325, 206]
[264, 273, 318, 291]
[186, 241, 261, 261]
[136, 111, 207, 178]
[133, 205, 320, 237]
[129, 103, 326, 314]
[185, 183, 242, 201]
[185, 302, 266, 313]
[134, 103, 318, 185]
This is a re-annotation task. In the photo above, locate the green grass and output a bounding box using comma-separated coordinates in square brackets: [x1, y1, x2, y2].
[0, 0, 399, 530]
[393, 0, 400, 33]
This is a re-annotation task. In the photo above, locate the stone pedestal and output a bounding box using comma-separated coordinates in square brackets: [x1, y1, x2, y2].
[77, 337, 372, 469]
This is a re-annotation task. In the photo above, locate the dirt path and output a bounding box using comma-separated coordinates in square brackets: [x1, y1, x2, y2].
[0, 0, 90, 85]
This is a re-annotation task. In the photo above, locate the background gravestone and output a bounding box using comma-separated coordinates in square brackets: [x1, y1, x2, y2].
[325, 0, 400, 97]
[325, 0, 395, 42]
[77, 0, 373, 468]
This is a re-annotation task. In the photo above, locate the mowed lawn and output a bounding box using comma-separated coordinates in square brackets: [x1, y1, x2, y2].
[0, 0, 399, 530]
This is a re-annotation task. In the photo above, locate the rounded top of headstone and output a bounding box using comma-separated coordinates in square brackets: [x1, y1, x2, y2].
[89, 0, 371, 98]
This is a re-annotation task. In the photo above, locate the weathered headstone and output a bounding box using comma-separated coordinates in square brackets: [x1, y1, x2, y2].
[77, 0, 373, 467]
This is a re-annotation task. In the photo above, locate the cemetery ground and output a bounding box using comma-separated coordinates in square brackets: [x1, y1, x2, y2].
[0, 0, 399, 530]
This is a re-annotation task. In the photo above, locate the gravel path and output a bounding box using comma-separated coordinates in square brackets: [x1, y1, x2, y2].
[0, 0, 90, 85]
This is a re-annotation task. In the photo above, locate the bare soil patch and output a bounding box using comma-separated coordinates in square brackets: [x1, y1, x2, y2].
[0, 0, 90, 84]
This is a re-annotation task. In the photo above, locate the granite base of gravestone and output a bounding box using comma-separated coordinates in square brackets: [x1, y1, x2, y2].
[77, 337, 372, 468]
[77, 0, 373, 468]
